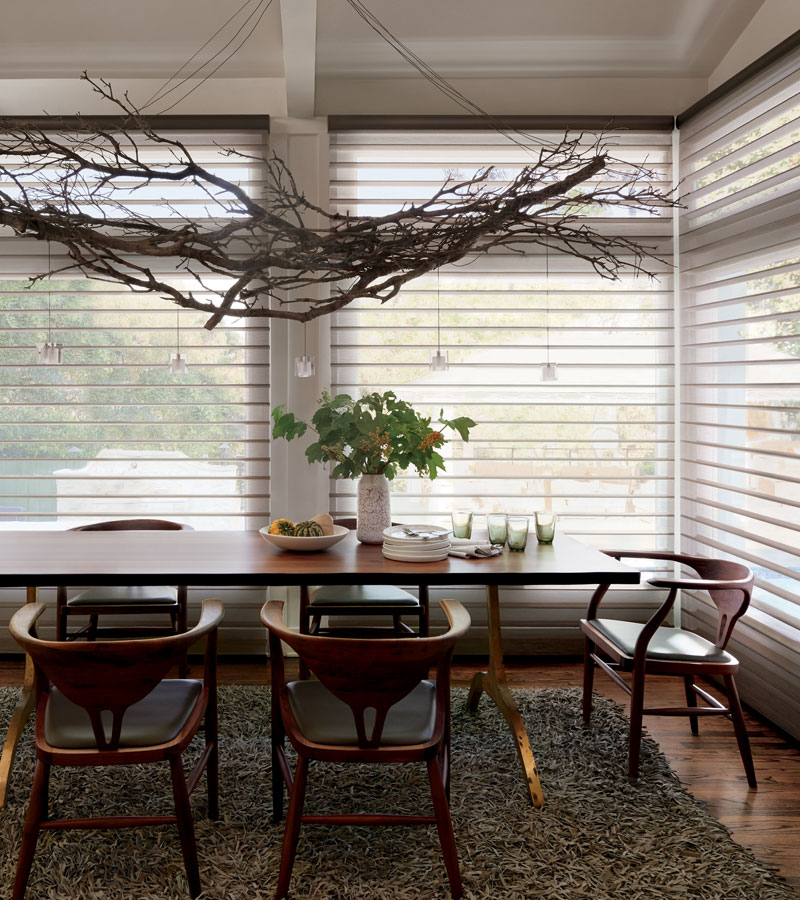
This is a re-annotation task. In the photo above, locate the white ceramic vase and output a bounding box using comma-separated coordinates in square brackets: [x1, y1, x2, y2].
[356, 473, 391, 544]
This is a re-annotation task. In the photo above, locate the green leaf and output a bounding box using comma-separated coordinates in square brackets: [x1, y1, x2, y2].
[441, 415, 476, 443]
[271, 408, 307, 441]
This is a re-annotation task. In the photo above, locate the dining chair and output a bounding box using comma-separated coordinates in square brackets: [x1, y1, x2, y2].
[8, 597, 223, 900]
[298, 518, 430, 677]
[262, 595, 470, 900]
[56, 519, 192, 673]
[580, 550, 756, 787]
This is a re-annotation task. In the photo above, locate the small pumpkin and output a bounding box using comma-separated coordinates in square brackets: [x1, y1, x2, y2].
[311, 513, 335, 535]
[268, 518, 295, 536]
[294, 520, 324, 537]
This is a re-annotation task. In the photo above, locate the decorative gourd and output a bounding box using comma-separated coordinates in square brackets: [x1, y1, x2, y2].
[268, 518, 295, 536]
[311, 513, 335, 535]
[294, 520, 324, 537]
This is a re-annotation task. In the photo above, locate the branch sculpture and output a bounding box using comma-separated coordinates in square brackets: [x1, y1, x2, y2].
[0, 77, 675, 329]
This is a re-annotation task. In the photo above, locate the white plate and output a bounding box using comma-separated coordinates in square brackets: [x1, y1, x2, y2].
[383, 524, 451, 542]
[382, 536, 451, 551]
[259, 524, 349, 552]
[383, 542, 450, 555]
[382, 547, 450, 562]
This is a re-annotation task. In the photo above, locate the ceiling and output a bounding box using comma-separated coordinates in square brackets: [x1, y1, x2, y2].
[0, 0, 782, 115]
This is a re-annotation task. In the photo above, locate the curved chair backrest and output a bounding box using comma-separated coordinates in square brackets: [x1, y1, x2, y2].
[654, 554, 753, 649]
[10, 598, 223, 750]
[262, 597, 470, 748]
[69, 518, 193, 532]
[604, 550, 753, 649]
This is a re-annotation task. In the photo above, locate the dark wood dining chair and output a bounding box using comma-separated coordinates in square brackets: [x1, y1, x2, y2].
[262, 595, 470, 900]
[8, 597, 223, 900]
[580, 550, 756, 787]
[298, 519, 430, 678]
[56, 519, 192, 673]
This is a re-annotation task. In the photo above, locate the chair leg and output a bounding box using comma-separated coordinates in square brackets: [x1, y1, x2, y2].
[683, 676, 699, 735]
[274, 756, 309, 900]
[56, 590, 68, 642]
[582, 637, 595, 725]
[177, 587, 190, 677]
[724, 674, 757, 789]
[427, 756, 462, 900]
[205, 705, 219, 821]
[170, 756, 202, 899]
[418, 585, 430, 636]
[87, 615, 99, 641]
[271, 685, 286, 823]
[627, 664, 646, 781]
[13, 757, 50, 900]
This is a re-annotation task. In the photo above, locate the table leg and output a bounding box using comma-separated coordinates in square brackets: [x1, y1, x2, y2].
[0, 586, 37, 808]
[467, 583, 545, 808]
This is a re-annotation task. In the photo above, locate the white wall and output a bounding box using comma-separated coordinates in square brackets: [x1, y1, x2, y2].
[709, 0, 800, 89]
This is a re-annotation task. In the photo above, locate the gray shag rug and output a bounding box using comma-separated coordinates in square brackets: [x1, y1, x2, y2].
[0, 685, 795, 900]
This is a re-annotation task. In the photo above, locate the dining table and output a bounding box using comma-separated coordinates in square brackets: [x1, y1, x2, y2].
[0, 528, 639, 808]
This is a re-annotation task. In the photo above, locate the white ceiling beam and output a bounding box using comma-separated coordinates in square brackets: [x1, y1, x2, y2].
[280, 0, 317, 118]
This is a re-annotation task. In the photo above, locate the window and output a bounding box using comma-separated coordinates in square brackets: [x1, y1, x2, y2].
[680, 51, 800, 629]
[0, 127, 270, 531]
[329, 128, 674, 550]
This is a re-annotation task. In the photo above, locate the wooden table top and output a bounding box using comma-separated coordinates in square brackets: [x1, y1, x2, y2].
[0, 529, 639, 587]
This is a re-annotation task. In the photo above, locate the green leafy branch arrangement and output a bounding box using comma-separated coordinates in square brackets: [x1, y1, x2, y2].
[271, 390, 476, 480]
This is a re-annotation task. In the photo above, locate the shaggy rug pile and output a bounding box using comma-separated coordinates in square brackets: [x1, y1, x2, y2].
[0, 685, 794, 899]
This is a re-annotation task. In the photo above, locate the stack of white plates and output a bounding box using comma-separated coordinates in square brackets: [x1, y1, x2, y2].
[382, 524, 451, 562]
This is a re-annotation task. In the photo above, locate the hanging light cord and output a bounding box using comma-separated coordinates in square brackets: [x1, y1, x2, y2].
[47, 241, 52, 341]
[303, 321, 308, 357]
[176, 307, 181, 355]
[436, 270, 442, 354]
[545, 238, 550, 367]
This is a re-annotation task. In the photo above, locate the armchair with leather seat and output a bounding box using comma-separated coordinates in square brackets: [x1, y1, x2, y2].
[262, 595, 470, 899]
[580, 551, 756, 787]
[9, 597, 223, 900]
[56, 519, 192, 675]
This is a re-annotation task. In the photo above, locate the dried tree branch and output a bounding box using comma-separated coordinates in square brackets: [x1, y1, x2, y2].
[0, 75, 676, 329]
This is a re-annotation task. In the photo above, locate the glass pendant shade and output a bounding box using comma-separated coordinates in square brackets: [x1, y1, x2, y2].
[430, 349, 449, 371]
[295, 354, 315, 377]
[169, 352, 188, 374]
[36, 341, 63, 365]
[36, 243, 64, 365]
[430, 270, 449, 371]
[541, 362, 558, 382]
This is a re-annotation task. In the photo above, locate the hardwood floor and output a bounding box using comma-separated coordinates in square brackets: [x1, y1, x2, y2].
[2, 655, 799, 891]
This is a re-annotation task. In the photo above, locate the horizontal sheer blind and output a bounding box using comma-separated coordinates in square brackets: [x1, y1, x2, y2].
[329, 130, 674, 550]
[680, 51, 800, 628]
[0, 129, 270, 530]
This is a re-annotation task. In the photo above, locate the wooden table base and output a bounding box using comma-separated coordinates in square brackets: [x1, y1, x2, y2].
[467, 584, 545, 808]
[0, 586, 37, 808]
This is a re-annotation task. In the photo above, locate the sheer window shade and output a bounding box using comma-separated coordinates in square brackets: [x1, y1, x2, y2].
[680, 51, 800, 629]
[329, 130, 674, 549]
[0, 128, 270, 530]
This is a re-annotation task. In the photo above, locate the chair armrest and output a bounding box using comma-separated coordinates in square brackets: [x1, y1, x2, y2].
[8, 602, 46, 647]
[647, 575, 752, 591]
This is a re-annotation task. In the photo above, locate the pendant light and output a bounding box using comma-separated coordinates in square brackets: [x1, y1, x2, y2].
[541, 236, 558, 382]
[36, 242, 63, 365]
[294, 321, 315, 378]
[169, 307, 188, 373]
[429, 269, 449, 371]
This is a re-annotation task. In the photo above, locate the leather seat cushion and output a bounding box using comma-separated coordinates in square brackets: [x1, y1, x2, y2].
[288, 679, 436, 745]
[592, 618, 736, 663]
[67, 585, 179, 607]
[310, 584, 419, 608]
[44, 679, 202, 749]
